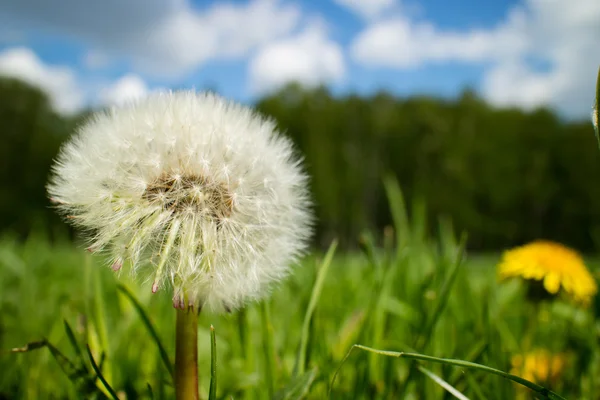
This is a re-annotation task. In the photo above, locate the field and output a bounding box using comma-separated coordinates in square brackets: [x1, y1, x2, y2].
[1, 184, 599, 400]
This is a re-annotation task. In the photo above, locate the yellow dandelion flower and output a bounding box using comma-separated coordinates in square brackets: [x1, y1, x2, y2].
[497, 241, 597, 307]
[510, 349, 566, 384]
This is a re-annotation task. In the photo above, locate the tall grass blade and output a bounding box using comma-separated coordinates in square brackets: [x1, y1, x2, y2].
[117, 284, 174, 380]
[275, 367, 319, 400]
[237, 307, 256, 400]
[398, 231, 467, 398]
[10, 340, 48, 353]
[330, 344, 567, 400]
[294, 239, 338, 375]
[411, 195, 428, 243]
[358, 232, 379, 278]
[63, 320, 88, 372]
[147, 383, 154, 399]
[11, 339, 105, 397]
[91, 260, 112, 384]
[13, 339, 79, 378]
[209, 325, 217, 400]
[358, 230, 392, 385]
[465, 374, 487, 400]
[438, 216, 458, 260]
[260, 300, 276, 398]
[418, 365, 469, 400]
[333, 310, 366, 360]
[594, 66, 600, 150]
[449, 340, 487, 385]
[383, 175, 410, 250]
[86, 345, 119, 400]
[237, 308, 249, 360]
[416, 232, 468, 350]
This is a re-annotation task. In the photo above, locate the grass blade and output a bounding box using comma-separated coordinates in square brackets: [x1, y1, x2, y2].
[11, 339, 108, 397]
[449, 340, 487, 385]
[594, 66, 600, 150]
[438, 216, 457, 260]
[117, 284, 174, 380]
[275, 367, 319, 400]
[330, 344, 567, 400]
[418, 365, 469, 400]
[465, 373, 487, 400]
[12, 339, 78, 377]
[294, 239, 338, 375]
[10, 340, 48, 353]
[91, 259, 112, 384]
[383, 175, 410, 250]
[411, 195, 428, 243]
[260, 300, 276, 398]
[333, 310, 366, 360]
[86, 345, 119, 400]
[64, 320, 88, 372]
[416, 232, 468, 350]
[237, 307, 256, 400]
[209, 325, 217, 400]
[13, 339, 82, 382]
[399, 232, 467, 398]
[359, 231, 392, 385]
[147, 383, 154, 399]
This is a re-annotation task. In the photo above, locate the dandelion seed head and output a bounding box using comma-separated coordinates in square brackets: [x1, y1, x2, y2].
[48, 91, 312, 313]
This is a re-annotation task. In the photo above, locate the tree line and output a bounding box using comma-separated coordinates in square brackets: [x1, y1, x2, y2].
[2, 78, 599, 251]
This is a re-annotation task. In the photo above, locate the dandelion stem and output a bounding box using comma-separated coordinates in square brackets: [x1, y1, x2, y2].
[175, 306, 199, 400]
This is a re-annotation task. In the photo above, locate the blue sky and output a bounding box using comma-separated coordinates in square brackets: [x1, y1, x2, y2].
[0, 0, 598, 119]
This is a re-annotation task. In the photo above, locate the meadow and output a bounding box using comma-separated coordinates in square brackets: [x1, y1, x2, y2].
[1, 180, 598, 399]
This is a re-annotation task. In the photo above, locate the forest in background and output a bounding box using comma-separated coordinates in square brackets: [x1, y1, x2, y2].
[2, 77, 600, 251]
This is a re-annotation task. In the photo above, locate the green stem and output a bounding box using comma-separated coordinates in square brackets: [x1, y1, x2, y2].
[175, 308, 199, 400]
[594, 66, 600, 150]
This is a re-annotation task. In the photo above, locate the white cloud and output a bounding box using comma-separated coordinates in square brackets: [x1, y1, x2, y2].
[481, 0, 600, 116]
[350, 0, 600, 117]
[333, 0, 397, 19]
[0, 47, 84, 113]
[0, 0, 300, 77]
[0, 48, 158, 113]
[248, 24, 345, 94]
[99, 74, 149, 106]
[351, 9, 525, 68]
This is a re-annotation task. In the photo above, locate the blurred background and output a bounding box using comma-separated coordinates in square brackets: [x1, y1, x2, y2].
[1, 0, 600, 251]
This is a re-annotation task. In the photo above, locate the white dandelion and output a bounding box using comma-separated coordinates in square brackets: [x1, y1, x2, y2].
[48, 91, 312, 313]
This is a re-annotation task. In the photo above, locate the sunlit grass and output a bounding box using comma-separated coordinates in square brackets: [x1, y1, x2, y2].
[1, 190, 599, 398]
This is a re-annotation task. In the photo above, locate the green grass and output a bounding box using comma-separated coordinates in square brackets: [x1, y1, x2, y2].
[1, 199, 600, 398]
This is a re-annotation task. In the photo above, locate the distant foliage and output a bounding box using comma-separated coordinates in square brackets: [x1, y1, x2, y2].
[2, 78, 599, 250]
[257, 84, 600, 250]
[0, 79, 81, 237]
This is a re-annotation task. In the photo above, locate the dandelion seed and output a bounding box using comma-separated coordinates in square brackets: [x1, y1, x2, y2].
[111, 259, 123, 271]
[172, 296, 181, 309]
[48, 91, 312, 313]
